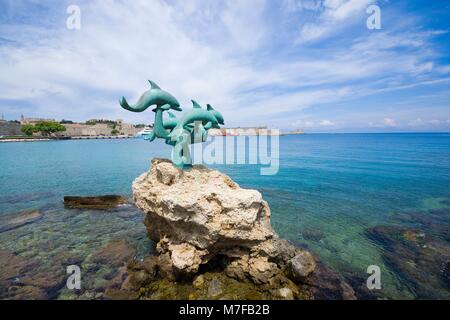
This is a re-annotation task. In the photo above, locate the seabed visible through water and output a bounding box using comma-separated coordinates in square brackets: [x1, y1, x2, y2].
[1, 134, 449, 299]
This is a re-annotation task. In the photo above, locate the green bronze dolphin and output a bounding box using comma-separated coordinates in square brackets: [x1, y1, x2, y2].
[120, 81, 181, 141]
[163, 112, 178, 131]
[119, 81, 224, 168]
[119, 80, 181, 113]
[179, 100, 223, 130]
[167, 100, 225, 167]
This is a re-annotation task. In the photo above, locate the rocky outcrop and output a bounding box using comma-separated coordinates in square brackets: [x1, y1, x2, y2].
[64, 195, 128, 210]
[128, 158, 355, 299]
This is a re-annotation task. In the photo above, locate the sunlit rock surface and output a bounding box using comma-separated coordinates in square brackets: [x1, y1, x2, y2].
[129, 158, 356, 299]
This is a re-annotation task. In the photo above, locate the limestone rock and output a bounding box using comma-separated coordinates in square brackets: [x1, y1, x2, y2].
[278, 287, 294, 300]
[287, 251, 316, 282]
[169, 243, 207, 275]
[130, 159, 355, 299]
[132, 158, 277, 282]
[64, 195, 128, 210]
[193, 275, 205, 289]
[207, 277, 223, 297]
[248, 257, 279, 284]
[134, 159, 275, 249]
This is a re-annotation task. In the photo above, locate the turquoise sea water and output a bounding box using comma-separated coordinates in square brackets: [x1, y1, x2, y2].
[1, 134, 449, 299]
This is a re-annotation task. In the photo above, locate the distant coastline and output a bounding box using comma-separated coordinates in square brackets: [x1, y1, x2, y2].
[0, 135, 136, 143]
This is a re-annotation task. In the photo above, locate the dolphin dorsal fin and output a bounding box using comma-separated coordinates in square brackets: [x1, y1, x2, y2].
[192, 100, 202, 109]
[148, 80, 161, 90]
[207, 104, 214, 111]
[168, 112, 176, 118]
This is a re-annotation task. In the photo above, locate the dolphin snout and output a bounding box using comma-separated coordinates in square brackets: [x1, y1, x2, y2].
[172, 104, 182, 111]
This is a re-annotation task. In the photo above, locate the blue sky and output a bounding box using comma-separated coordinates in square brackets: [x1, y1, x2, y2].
[0, 0, 449, 132]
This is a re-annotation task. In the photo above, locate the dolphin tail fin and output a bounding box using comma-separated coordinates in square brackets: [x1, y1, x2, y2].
[148, 80, 161, 90]
[119, 97, 131, 110]
[192, 100, 202, 109]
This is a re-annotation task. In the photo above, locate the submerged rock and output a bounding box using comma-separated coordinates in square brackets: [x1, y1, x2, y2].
[444, 260, 450, 285]
[64, 195, 128, 210]
[0, 249, 43, 299]
[0, 209, 42, 233]
[306, 263, 357, 300]
[0, 250, 33, 284]
[7, 285, 48, 300]
[301, 229, 324, 242]
[19, 271, 66, 295]
[91, 240, 136, 268]
[367, 225, 450, 299]
[127, 158, 355, 299]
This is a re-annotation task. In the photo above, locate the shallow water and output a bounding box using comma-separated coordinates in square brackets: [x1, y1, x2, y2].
[0, 134, 449, 299]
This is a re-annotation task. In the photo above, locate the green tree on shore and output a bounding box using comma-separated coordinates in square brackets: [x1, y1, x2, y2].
[21, 124, 36, 136]
[26, 121, 66, 137]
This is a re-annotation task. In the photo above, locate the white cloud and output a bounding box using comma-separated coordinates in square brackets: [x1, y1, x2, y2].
[283, 0, 322, 12]
[319, 119, 335, 126]
[295, 0, 374, 42]
[383, 118, 396, 127]
[369, 118, 399, 128]
[288, 118, 335, 129]
[0, 1, 269, 122]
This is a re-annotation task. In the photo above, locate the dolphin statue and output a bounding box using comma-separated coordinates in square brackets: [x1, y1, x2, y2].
[119, 80, 181, 113]
[119, 81, 225, 168]
[163, 112, 179, 131]
[120, 81, 181, 141]
[177, 100, 223, 131]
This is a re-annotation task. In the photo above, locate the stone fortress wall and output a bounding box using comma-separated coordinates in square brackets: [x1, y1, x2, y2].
[1, 116, 142, 138]
[56, 122, 141, 137]
[0, 121, 22, 136]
